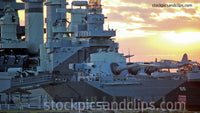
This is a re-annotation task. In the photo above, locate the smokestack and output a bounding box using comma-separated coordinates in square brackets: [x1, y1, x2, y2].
[23, 0, 45, 54]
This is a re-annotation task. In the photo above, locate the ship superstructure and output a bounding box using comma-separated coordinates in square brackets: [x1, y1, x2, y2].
[0, 0, 118, 105]
[39, 0, 117, 77]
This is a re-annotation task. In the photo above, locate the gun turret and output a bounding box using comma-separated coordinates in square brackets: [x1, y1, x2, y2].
[144, 66, 159, 75]
[110, 63, 140, 75]
[111, 63, 160, 75]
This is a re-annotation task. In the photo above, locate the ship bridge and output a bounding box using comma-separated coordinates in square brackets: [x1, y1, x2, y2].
[75, 13, 116, 38]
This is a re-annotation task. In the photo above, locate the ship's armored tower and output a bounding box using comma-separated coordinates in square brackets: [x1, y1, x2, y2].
[0, 6, 27, 52]
[45, 0, 66, 25]
[22, 0, 45, 54]
[67, 1, 89, 34]
[0, 0, 24, 40]
[0, 0, 24, 18]
[0, 7, 18, 41]
[45, 0, 68, 43]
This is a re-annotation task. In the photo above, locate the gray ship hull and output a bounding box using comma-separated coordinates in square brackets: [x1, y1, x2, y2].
[42, 79, 186, 103]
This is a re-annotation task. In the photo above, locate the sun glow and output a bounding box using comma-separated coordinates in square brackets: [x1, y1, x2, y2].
[163, 31, 200, 44]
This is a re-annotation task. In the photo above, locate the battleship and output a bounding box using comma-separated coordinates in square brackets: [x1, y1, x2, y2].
[0, 0, 199, 111]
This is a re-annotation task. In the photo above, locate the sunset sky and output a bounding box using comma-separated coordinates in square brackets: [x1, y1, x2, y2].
[101, 0, 200, 62]
[17, 0, 200, 62]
